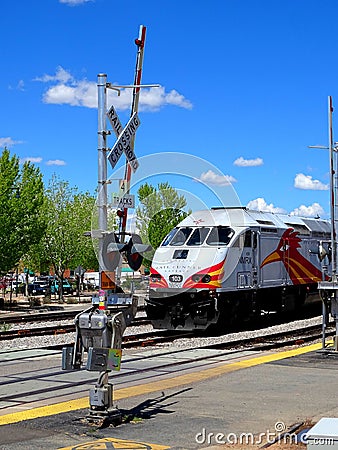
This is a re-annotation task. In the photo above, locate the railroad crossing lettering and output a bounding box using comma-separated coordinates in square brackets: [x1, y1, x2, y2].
[112, 193, 135, 208]
[119, 179, 129, 196]
[108, 112, 140, 172]
[106, 104, 123, 137]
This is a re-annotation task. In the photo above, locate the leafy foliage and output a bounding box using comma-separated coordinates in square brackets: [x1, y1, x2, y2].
[0, 149, 45, 274]
[136, 182, 189, 267]
[33, 175, 97, 297]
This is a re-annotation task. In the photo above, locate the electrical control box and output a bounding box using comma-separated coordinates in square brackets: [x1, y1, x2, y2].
[78, 311, 112, 350]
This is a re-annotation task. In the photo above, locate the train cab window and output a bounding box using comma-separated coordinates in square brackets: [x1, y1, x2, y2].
[169, 227, 193, 246]
[206, 226, 234, 246]
[187, 227, 210, 246]
[232, 230, 252, 248]
[161, 228, 177, 246]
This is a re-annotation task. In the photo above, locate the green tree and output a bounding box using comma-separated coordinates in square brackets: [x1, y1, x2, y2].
[35, 175, 97, 299]
[136, 182, 189, 267]
[0, 148, 45, 274]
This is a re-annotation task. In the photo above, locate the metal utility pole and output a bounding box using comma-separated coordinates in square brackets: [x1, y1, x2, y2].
[97, 73, 108, 289]
[328, 96, 337, 277]
[317, 96, 338, 351]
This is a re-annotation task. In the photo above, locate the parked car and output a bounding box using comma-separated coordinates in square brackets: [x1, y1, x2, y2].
[50, 279, 74, 295]
[27, 281, 49, 296]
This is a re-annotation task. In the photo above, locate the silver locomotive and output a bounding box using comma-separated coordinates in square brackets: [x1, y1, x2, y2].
[146, 207, 331, 330]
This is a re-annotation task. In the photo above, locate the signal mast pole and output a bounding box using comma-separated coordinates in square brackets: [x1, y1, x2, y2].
[97, 73, 108, 289]
[328, 96, 337, 278]
[121, 25, 147, 233]
[317, 96, 338, 351]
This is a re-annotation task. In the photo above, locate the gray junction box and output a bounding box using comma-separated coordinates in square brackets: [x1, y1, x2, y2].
[78, 311, 112, 349]
[307, 418, 338, 449]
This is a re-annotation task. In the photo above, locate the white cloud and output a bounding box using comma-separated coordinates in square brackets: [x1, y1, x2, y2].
[17, 80, 25, 91]
[233, 156, 263, 167]
[0, 137, 24, 148]
[290, 203, 325, 218]
[247, 197, 286, 214]
[294, 173, 328, 190]
[43, 80, 97, 108]
[36, 67, 192, 111]
[8, 80, 25, 91]
[59, 0, 93, 5]
[143, 86, 192, 111]
[46, 159, 66, 166]
[35, 66, 74, 84]
[248, 198, 326, 218]
[197, 170, 237, 186]
[20, 156, 42, 164]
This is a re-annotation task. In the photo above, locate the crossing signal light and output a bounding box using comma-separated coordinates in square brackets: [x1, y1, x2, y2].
[126, 234, 143, 271]
[125, 234, 152, 271]
[102, 233, 152, 272]
[101, 233, 122, 271]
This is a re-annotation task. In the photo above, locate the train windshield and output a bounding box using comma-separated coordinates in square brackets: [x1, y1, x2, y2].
[170, 227, 193, 246]
[162, 226, 234, 246]
[161, 228, 177, 246]
[161, 227, 194, 246]
[186, 227, 210, 246]
[206, 226, 234, 245]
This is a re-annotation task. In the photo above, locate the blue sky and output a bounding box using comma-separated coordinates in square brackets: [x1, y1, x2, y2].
[1, 0, 338, 219]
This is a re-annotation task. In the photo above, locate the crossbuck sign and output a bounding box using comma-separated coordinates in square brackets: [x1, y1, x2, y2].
[107, 104, 140, 172]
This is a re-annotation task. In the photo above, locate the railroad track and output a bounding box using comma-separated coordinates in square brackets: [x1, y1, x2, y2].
[0, 324, 76, 339]
[124, 321, 337, 352]
[0, 299, 334, 351]
[0, 323, 189, 346]
[0, 315, 335, 353]
[123, 329, 195, 348]
[0, 307, 146, 325]
[205, 322, 336, 352]
[0, 316, 151, 341]
[0, 309, 82, 324]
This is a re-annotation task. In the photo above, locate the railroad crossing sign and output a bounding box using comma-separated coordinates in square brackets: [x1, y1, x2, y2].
[111, 193, 135, 208]
[107, 107, 140, 172]
[119, 179, 129, 196]
[106, 104, 123, 137]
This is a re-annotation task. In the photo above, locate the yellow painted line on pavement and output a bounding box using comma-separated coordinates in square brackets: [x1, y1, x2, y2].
[59, 437, 170, 450]
[0, 342, 323, 426]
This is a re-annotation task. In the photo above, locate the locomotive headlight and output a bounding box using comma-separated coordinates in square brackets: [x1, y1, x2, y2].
[151, 274, 162, 283]
[201, 274, 211, 283]
[192, 274, 203, 282]
[192, 273, 211, 283]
